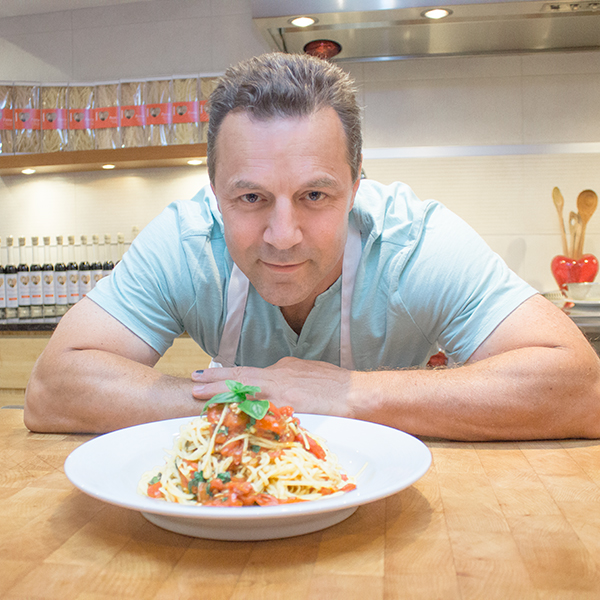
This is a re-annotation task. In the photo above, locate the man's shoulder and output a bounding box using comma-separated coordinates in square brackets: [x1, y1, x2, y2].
[159, 184, 223, 240]
[353, 179, 437, 240]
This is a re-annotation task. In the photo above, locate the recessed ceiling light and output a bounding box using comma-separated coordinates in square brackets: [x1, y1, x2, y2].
[290, 16, 317, 27]
[102, 164, 115, 170]
[422, 8, 452, 19]
[22, 168, 36, 175]
[187, 159, 203, 165]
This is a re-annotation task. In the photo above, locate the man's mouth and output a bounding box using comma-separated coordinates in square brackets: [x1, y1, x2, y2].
[261, 260, 306, 274]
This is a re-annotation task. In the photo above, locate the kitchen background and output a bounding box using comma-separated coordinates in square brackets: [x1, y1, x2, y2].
[0, 0, 599, 293]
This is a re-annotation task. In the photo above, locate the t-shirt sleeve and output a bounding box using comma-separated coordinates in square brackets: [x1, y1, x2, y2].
[395, 201, 537, 364]
[87, 203, 194, 356]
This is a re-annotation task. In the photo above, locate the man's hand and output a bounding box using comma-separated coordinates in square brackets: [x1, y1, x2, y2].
[192, 357, 355, 417]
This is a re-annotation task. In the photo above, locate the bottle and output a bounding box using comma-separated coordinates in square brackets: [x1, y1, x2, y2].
[54, 236, 68, 316]
[17, 236, 31, 318]
[103, 233, 115, 278]
[0, 236, 5, 319]
[67, 235, 80, 306]
[42, 236, 56, 318]
[116, 232, 125, 265]
[90, 234, 103, 288]
[29, 236, 43, 318]
[4, 236, 18, 319]
[79, 234, 92, 299]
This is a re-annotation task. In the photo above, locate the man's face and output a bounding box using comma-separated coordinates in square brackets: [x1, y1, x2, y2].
[211, 107, 360, 310]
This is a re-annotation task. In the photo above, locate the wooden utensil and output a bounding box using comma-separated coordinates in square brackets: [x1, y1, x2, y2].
[576, 189, 598, 258]
[569, 211, 582, 258]
[552, 187, 569, 256]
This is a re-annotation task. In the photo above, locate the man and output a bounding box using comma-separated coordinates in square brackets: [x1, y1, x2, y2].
[25, 53, 600, 439]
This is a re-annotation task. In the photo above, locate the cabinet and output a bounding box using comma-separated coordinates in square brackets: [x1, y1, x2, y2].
[0, 331, 211, 407]
[0, 143, 207, 175]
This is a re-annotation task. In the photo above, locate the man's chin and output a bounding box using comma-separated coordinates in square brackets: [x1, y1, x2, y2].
[252, 281, 312, 309]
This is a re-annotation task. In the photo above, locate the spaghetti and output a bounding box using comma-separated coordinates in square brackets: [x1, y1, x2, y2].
[139, 386, 356, 507]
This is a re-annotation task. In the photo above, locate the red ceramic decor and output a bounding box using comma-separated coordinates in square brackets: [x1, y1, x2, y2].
[551, 254, 598, 290]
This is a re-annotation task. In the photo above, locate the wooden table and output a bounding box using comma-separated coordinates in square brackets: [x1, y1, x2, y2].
[1, 407, 600, 599]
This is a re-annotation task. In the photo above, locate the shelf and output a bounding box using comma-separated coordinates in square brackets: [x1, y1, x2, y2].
[0, 143, 208, 175]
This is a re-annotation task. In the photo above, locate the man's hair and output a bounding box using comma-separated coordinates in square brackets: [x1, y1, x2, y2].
[207, 52, 362, 183]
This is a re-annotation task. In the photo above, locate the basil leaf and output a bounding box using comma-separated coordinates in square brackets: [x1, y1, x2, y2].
[201, 391, 238, 413]
[238, 398, 270, 420]
[217, 472, 231, 483]
[227, 380, 261, 398]
[149, 473, 161, 485]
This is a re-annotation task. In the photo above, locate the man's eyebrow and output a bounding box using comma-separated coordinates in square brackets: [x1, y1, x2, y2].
[232, 179, 261, 190]
[304, 177, 338, 189]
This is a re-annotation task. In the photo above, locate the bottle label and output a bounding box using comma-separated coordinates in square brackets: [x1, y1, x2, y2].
[6, 274, 18, 307]
[43, 272, 56, 305]
[0, 274, 5, 307]
[55, 273, 67, 305]
[30, 273, 43, 305]
[67, 270, 80, 303]
[92, 269, 104, 288]
[18, 274, 31, 306]
[79, 271, 92, 297]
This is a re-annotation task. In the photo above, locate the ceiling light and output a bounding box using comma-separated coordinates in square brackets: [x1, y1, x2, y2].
[102, 164, 115, 170]
[21, 168, 36, 175]
[290, 16, 317, 27]
[422, 8, 452, 19]
[187, 159, 203, 165]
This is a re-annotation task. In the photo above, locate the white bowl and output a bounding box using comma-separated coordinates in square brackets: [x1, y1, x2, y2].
[565, 282, 600, 301]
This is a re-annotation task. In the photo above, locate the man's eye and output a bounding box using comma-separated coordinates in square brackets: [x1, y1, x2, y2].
[241, 193, 260, 204]
[306, 191, 324, 202]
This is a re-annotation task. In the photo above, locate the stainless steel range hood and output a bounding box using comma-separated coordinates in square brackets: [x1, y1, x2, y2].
[251, 0, 600, 61]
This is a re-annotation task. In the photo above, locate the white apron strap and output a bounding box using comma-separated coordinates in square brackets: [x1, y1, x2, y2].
[210, 263, 250, 368]
[340, 223, 362, 370]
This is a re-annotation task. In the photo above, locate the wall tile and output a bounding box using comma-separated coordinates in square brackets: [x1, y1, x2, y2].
[209, 14, 270, 72]
[362, 77, 523, 148]
[0, 32, 73, 82]
[72, 17, 214, 81]
[521, 51, 600, 76]
[362, 54, 522, 82]
[522, 74, 600, 144]
[0, 10, 71, 36]
[71, 0, 211, 30]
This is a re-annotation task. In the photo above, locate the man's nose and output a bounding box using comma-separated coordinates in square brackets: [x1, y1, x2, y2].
[263, 199, 303, 249]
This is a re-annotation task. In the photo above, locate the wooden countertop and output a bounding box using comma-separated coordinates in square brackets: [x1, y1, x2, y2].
[1, 407, 600, 599]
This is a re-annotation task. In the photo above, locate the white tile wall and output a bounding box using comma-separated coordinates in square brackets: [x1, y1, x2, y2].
[0, 0, 599, 294]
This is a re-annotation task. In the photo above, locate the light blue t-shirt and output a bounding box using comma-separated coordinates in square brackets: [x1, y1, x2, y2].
[88, 180, 536, 369]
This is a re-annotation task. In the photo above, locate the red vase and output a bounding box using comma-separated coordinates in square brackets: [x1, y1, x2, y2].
[551, 254, 598, 290]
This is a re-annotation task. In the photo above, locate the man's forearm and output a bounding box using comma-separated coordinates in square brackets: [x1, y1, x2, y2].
[349, 345, 600, 441]
[25, 349, 202, 434]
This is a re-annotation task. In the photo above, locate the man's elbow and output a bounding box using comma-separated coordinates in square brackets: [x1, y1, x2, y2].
[23, 360, 64, 433]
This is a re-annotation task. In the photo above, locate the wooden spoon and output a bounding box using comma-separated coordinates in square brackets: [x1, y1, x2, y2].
[552, 187, 569, 256]
[569, 211, 582, 258]
[576, 189, 598, 257]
